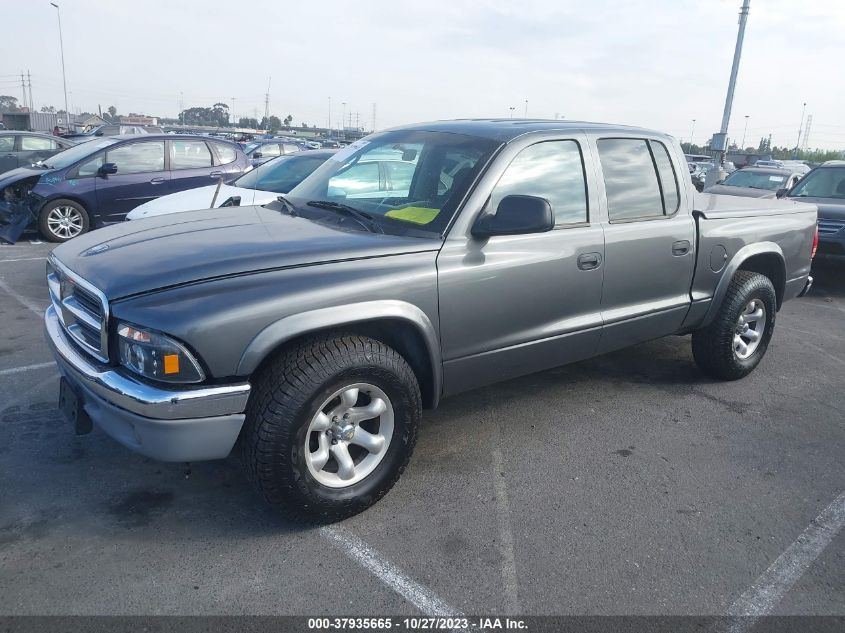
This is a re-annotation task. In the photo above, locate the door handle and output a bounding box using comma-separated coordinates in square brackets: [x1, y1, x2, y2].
[209, 171, 223, 178]
[150, 177, 166, 184]
[577, 252, 602, 270]
[672, 240, 691, 256]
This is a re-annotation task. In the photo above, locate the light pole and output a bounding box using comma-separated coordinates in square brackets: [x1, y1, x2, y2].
[509, 107, 515, 118]
[341, 102, 347, 138]
[50, 2, 69, 131]
[231, 97, 236, 126]
[524, 99, 528, 117]
[741, 115, 749, 149]
[328, 97, 331, 137]
[689, 119, 696, 151]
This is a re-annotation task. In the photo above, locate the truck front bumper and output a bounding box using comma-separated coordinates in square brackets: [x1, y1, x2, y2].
[45, 305, 251, 462]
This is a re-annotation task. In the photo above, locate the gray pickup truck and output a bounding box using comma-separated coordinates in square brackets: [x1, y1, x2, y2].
[45, 120, 817, 521]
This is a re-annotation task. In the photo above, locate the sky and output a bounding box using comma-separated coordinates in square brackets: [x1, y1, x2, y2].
[2, 0, 844, 150]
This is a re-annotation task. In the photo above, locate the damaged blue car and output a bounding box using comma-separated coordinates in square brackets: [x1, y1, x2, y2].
[0, 134, 250, 243]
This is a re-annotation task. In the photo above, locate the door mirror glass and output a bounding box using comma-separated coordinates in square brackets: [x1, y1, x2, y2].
[775, 188, 788, 199]
[99, 162, 118, 176]
[252, 151, 262, 159]
[472, 195, 554, 237]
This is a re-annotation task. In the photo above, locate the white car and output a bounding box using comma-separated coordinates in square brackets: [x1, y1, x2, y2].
[126, 150, 334, 220]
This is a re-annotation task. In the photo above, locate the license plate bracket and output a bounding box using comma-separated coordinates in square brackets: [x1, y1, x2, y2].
[59, 376, 92, 435]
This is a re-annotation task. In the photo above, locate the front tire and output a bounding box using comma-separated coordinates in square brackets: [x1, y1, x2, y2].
[38, 199, 89, 242]
[241, 334, 421, 522]
[692, 271, 777, 380]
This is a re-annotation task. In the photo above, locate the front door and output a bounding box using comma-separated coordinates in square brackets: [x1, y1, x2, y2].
[438, 135, 606, 396]
[590, 136, 696, 353]
[95, 140, 169, 223]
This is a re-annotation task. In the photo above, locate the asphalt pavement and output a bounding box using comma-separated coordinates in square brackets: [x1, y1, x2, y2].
[0, 241, 842, 618]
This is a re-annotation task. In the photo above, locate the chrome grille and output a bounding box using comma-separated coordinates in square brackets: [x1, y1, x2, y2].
[47, 256, 109, 362]
[818, 219, 844, 236]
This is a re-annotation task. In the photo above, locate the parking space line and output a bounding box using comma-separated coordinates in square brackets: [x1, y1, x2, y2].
[320, 525, 465, 617]
[0, 256, 48, 263]
[727, 490, 845, 624]
[0, 361, 56, 377]
[0, 277, 46, 316]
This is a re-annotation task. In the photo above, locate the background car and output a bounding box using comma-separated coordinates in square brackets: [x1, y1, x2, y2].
[782, 160, 845, 258]
[704, 166, 804, 198]
[0, 134, 250, 241]
[0, 131, 76, 175]
[62, 124, 164, 141]
[243, 138, 308, 166]
[127, 149, 335, 220]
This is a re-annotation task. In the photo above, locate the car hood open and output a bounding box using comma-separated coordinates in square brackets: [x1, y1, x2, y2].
[52, 205, 439, 300]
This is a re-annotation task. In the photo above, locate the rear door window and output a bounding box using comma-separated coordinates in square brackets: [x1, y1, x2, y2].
[105, 141, 165, 174]
[597, 138, 664, 221]
[171, 140, 213, 169]
[21, 136, 57, 151]
[213, 142, 237, 164]
[0, 136, 14, 151]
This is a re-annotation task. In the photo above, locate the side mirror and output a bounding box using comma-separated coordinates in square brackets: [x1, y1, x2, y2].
[775, 188, 788, 199]
[94, 131, 104, 136]
[472, 195, 554, 238]
[252, 151, 262, 159]
[99, 162, 118, 176]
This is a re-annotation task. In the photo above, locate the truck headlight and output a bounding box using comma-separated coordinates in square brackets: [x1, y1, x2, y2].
[117, 322, 205, 384]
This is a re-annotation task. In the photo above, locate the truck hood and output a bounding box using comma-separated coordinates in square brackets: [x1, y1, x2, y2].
[125, 184, 274, 219]
[702, 184, 777, 199]
[786, 196, 845, 221]
[52, 205, 440, 300]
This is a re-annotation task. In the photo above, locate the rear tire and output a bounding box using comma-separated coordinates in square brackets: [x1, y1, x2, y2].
[38, 199, 89, 242]
[692, 271, 777, 380]
[240, 333, 421, 523]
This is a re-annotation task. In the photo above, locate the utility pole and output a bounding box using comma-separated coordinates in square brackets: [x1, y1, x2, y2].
[50, 3, 70, 129]
[27, 70, 33, 110]
[741, 115, 750, 150]
[20, 72, 28, 110]
[689, 119, 696, 151]
[264, 76, 271, 122]
[524, 99, 528, 117]
[341, 102, 346, 139]
[328, 97, 332, 137]
[794, 102, 807, 153]
[231, 97, 236, 126]
[705, 0, 751, 188]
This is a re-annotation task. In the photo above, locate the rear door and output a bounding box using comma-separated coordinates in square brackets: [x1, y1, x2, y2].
[167, 138, 218, 195]
[95, 139, 169, 222]
[0, 135, 16, 172]
[590, 135, 696, 353]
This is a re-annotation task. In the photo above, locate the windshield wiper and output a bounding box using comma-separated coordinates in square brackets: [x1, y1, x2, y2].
[276, 195, 298, 217]
[306, 200, 383, 233]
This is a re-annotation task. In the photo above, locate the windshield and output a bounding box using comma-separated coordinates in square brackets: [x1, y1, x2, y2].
[722, 169, 788, 190]
[285, 130, 500, 236]
[39, 137, 118, 170]
[235, 154, 329, 193]
[789, 166, 845, 199]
